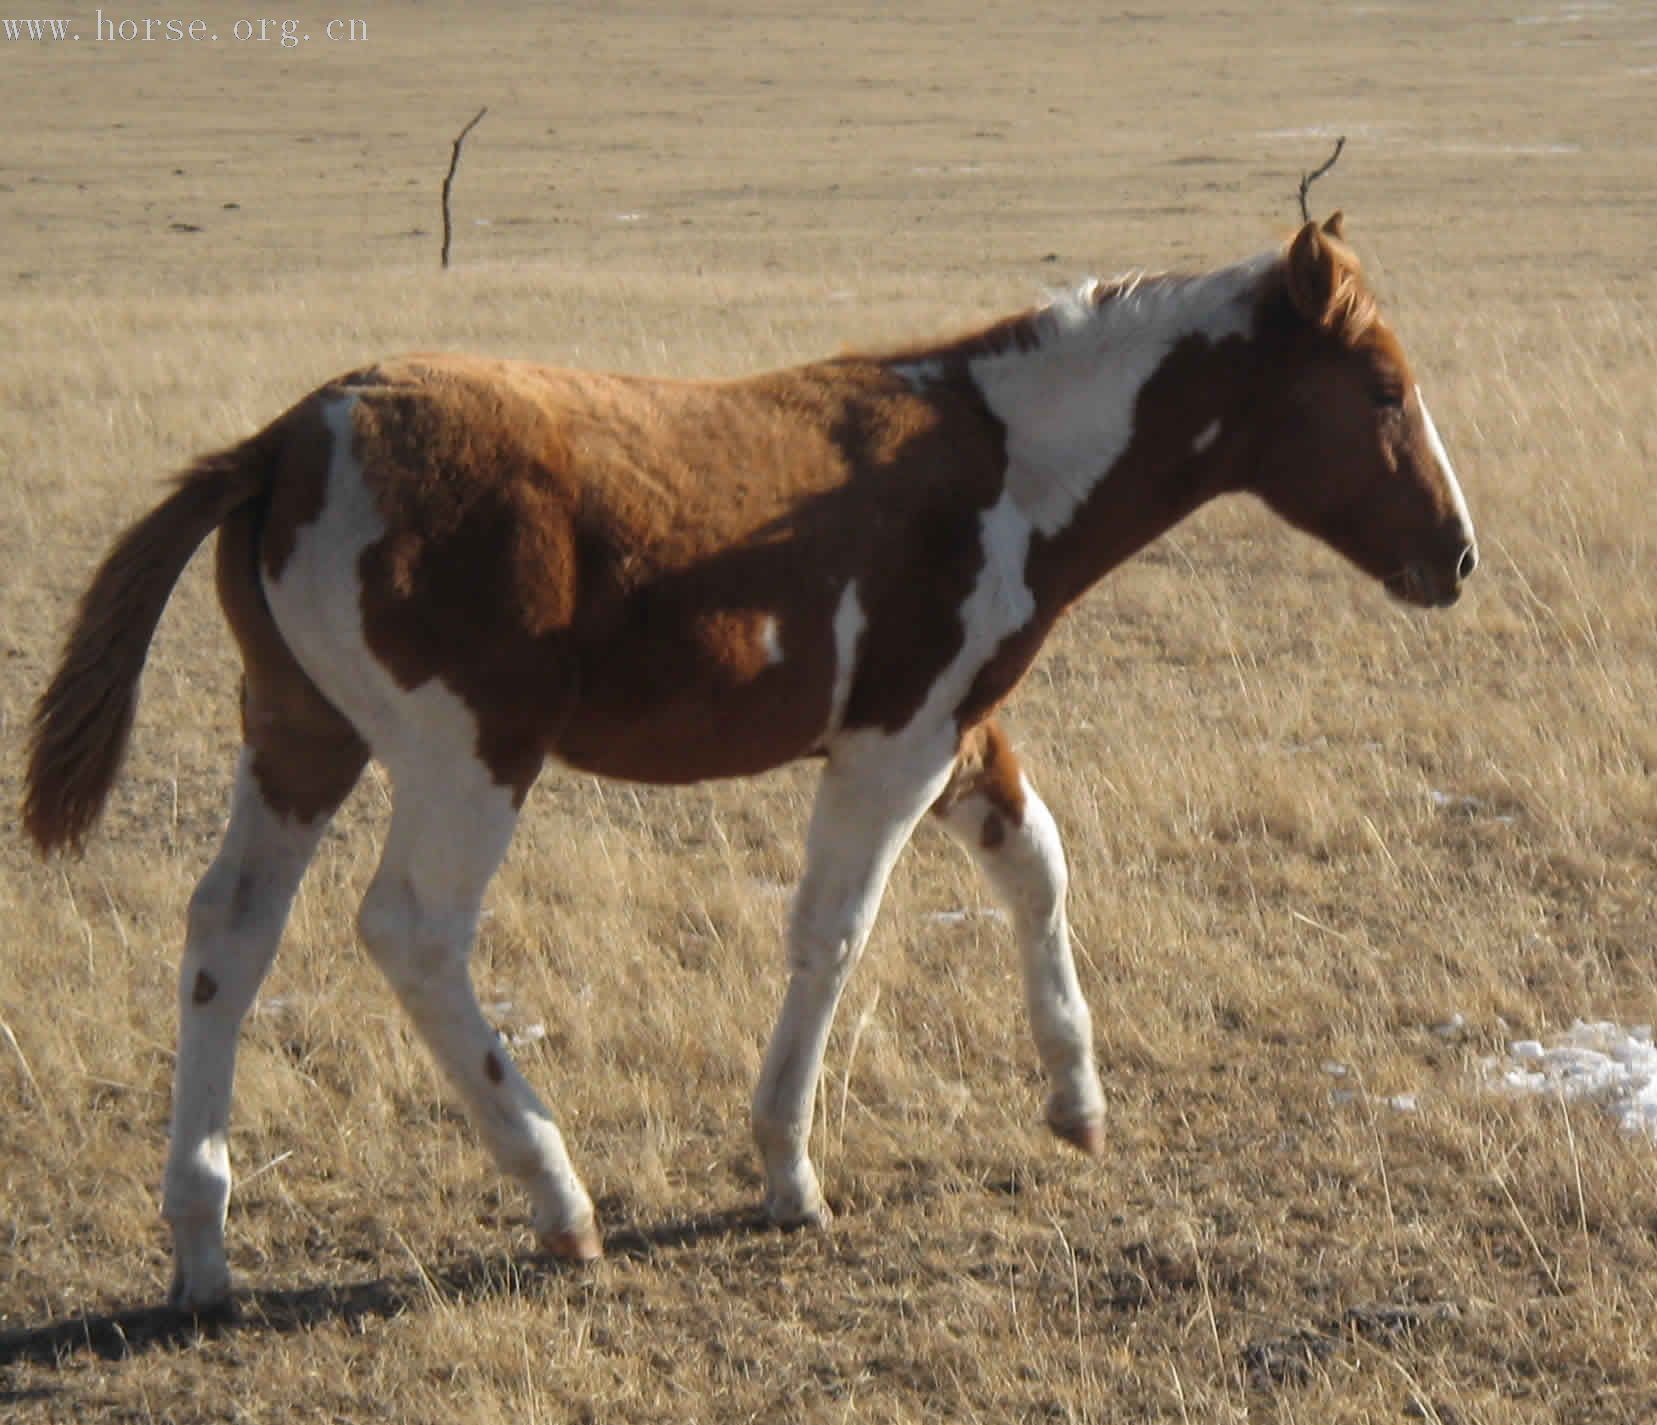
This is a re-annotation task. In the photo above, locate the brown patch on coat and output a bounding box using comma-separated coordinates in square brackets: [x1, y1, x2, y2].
[325, 352, 1007, 794]
[484, 1051, 504, 1084]
[191, 970, 218, 1005]
[933, 718, 1026, 827]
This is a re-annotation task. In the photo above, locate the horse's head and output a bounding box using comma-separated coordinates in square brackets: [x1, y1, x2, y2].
[1246, 214, 1476, 608]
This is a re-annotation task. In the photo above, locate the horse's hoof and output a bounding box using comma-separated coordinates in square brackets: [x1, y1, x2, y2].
[540, 1219, 604, 1263]
[1049, 1114, 1106, 1156]
[765, 1189, 833, 1232]
[167, 1266, 237, 1321]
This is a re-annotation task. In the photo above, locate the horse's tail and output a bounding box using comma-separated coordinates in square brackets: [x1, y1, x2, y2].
[23, 426, 282, 854]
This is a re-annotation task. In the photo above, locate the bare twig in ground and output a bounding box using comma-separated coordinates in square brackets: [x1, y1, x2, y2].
[440, 106, 488, 270]
[1298, 136, 1346, 221]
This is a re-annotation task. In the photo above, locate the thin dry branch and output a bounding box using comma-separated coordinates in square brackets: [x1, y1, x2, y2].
[440, 106, 488, 270]
[1298, 136, 1346, 222]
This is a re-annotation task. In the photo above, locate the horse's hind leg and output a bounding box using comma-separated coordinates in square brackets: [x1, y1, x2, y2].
[355, 751, 599, 1262]
[930, 720, 1105, 1152]
[164, 506, 369, 1312]
[163, 685, 366, 1312]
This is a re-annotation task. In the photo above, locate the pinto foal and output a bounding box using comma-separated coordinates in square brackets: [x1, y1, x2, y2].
[25, 215, 1475, 1310]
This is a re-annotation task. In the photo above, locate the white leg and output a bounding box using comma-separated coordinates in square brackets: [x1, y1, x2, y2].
[163, 749, 341, 1311]
[356, 764, 599, 1259]
[932, 738, 1105, 1150]
[752, 731, 957, 1226]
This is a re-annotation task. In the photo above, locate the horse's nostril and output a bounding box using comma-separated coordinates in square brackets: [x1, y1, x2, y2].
[1457, 543, 1479, 581]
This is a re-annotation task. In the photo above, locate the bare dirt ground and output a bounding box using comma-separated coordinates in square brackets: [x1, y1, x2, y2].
[3, 2, 1656, 1420]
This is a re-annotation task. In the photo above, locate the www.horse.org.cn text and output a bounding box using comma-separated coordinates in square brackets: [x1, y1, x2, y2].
[0, 13, 368, 46]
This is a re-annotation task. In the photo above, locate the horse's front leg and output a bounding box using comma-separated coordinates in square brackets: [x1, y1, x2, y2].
[931, 719, 1105, 1151]
[751, 729, 957, 1227]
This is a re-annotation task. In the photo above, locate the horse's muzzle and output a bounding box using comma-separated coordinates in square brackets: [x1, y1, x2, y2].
[1386, 542, 1477, 609]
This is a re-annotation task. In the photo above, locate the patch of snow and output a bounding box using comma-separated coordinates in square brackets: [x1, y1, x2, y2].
[921, 908, 1010, 927]
[1429, 788, 1516, 823]
[1437, 142, 1580, 157]
[255, 992, 323, 1017]
[1322, 1059, 1418, 1113]
[1485, 1021, 1657, 1137]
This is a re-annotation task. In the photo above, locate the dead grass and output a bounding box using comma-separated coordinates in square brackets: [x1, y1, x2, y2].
[4, 2, 1657, 1421]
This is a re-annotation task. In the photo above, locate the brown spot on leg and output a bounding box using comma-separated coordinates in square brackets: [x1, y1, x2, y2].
[980, 811, 1006, 850]
[484, 1050, 504, 1084]
[191, 970, 218, 1005]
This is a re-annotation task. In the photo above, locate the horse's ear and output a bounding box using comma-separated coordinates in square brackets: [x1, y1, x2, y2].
[1286, 219, 1338, 327]
[1322, 210, 1345, 240]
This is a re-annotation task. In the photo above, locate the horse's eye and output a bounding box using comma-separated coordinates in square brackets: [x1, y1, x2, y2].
[1371, 385, 1405, 411]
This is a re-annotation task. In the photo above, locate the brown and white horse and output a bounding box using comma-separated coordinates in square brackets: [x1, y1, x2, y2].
[24, 215, 1475, 1311]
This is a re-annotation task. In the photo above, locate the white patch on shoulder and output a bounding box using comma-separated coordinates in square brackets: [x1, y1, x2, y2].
[1192, 418, 1222, 454]
[1415, 386, 1475, 544]
[977, 251, 1274, 537]
[760, 614, 784, 667]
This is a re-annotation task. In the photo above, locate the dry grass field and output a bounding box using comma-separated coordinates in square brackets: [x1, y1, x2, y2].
[3, 2, 1656, 1420]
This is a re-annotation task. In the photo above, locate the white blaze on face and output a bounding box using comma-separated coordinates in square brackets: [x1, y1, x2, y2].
[1416, 386, 1475, 547]
[1192, 419, 1222, 454]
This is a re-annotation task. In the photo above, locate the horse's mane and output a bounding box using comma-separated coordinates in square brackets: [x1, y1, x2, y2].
[1315, 230, 1381, 346]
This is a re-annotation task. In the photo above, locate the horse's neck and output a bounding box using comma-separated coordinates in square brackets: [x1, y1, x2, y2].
[962, 254, 1277, 611]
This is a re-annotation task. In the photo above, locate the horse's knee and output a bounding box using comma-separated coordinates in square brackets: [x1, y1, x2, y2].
[357, 870, 407, 951]
[987, 800, 1067, 936]
[184, 845, 291, 990]
[186, 857, 245, 945]
[939, 777, 1069, 931]
[189, 845, 296, 954]
[357, 875, 473, 996]
[787, 880, 875, 978]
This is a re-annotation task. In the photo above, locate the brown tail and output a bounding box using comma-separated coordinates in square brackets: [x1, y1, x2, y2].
[23, 428, 281, 854]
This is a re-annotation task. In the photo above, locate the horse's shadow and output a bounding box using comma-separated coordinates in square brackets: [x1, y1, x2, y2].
[0, 1206, 772, 1373]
